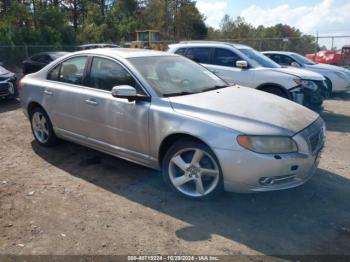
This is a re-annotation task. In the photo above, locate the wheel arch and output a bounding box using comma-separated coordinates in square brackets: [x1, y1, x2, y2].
[27, 101, 47, 118]
[324, 76, 333, 91]
[158, 133, 214, 167]
[256, 83, 291, 99]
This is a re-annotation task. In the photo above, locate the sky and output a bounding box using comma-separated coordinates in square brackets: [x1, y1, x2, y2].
[195, 0, 350, 48]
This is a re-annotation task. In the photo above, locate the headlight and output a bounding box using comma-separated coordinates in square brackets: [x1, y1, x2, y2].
[237, 135, 298, 154]
[294, 79, 318, 91]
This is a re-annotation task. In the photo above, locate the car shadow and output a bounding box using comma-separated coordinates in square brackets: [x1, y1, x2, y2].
[31, 141, 350, 257]
[0, 98, 20, 113]
[328, 92, 350, 101]
[321, 110, 350, 133]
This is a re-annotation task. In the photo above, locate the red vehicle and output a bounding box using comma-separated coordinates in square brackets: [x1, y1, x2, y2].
[306, 45, 350, 67]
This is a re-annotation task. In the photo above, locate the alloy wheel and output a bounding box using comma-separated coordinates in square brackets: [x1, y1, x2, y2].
[168, 147, 220, 197]
[32, 111, 50, 143]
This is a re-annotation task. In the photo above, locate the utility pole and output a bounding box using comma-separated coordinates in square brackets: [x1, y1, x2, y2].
[173, 0, 178, 41]
[164, 0, 169, 37]
[314, 31, 319, 58]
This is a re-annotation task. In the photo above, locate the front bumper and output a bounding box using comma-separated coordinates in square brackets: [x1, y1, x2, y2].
[0, 79, 17, 98]
[216, 118, 325, 193]
[290, 82, 325, 110]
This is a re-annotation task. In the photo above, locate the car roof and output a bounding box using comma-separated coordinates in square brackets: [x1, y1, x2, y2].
[79, 43, 120, 47]
[169, 41, 251, 49]
[75, 48, 178, 58]
[262, 51, 295, 55]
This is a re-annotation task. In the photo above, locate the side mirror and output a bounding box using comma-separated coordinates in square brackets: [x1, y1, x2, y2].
[111, 85, 137, 101]
[291, 61, 301, 68]
[236, 60, 248, 69]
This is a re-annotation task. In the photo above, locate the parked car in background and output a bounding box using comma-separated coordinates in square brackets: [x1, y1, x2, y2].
[263, 51, 350, 95]
[22, 52, 69, 75]
[20, 48, 325, 199]
[78, 43, 120, 50]
[0, 63, 17, 100]
[168, 41, 327, 110]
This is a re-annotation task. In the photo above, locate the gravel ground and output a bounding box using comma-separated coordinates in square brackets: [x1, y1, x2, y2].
[0, 93, 349, 259]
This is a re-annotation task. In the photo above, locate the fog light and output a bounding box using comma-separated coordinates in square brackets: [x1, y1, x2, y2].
[259, 177, 275, 186]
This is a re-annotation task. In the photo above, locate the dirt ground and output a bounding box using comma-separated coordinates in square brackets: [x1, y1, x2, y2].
[0, 93, 349, 259]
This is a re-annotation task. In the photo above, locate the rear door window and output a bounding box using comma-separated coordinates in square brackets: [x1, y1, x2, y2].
[58, 56, 88, 85]
[47, 64, 60, 81]
[185, 47, 211, 64]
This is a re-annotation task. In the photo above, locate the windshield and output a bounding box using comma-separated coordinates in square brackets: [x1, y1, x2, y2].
[290, 53, 316, 65]
[128, 56, 228, 96]
[238, 48, 281, 68]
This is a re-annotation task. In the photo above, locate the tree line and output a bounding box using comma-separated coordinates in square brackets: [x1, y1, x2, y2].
[0, 0, 207, 45]
[0, 0, 318, 54]
[208, 16, 318, 54]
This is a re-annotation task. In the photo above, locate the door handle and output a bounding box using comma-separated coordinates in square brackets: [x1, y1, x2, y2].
[84, 99, 98, 105]
[44, 90, 53, 96]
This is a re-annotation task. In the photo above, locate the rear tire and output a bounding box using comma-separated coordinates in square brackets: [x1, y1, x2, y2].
[30, 107, 58, 147]
[162, 139, 224, 200]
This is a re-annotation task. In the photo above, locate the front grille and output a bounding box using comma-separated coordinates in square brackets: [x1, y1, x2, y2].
[0, 82, 9, 96]
[299, 117, 325, 154]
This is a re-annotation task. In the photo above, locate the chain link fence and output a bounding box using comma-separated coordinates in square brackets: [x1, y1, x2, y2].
[1, 35, 349, 73]
[0, 45, 79, 74]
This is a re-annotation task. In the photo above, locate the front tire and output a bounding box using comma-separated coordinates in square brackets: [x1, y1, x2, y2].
[30, 107, 58, 147]
[162, 139, 223, 200]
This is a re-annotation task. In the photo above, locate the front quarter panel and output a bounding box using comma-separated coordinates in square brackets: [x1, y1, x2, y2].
[149, 97, 243, 166]
[253, 68, 298, 90]
[306, 66, 350, 92]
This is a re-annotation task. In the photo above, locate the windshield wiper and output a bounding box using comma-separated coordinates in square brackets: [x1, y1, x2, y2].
[163, 91, 197, 97]
[201, 85, 229, 92]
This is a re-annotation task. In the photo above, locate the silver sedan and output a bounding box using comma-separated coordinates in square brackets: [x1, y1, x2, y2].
[20, 48, 325, 199]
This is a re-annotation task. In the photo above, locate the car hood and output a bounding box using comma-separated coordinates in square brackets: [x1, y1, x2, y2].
[168, 86, 319, 136]
[270, 67, 325, 80]
[0, 66, 15, 78]
[308, 63, 350, 73]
